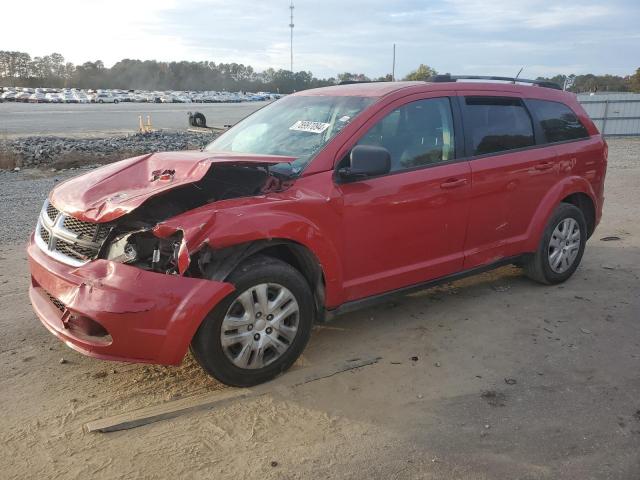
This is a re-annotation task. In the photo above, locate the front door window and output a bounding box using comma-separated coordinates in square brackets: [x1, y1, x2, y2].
[356, 97, 455, 171]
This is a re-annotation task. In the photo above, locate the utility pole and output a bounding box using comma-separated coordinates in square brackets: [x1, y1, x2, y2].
[392, 43, 396, 81]
[289, 1, 295, 72]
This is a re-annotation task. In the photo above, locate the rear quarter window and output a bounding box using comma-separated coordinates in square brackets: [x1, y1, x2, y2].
[527, 99, 589, 143]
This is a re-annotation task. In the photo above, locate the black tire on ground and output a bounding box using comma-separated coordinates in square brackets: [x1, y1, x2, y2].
[98, 99, 103, 103]
[114, 99, 119, 104]
[192, 112, 206, 127]
[191, 255, 314, 387]
[524, 202, 587, 285]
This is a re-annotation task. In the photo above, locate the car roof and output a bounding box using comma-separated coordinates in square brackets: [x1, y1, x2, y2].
[295, 80, 572, 101]
[295, 81, 423, 97]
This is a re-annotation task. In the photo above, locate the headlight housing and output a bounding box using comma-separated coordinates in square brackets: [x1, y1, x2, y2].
[105, 230, 183, 274]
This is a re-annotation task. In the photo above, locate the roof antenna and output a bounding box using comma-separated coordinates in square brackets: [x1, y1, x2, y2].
[513, 67, 524, 83]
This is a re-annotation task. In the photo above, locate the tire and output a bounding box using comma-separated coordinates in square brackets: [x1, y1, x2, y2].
[114, 99, 119, 104]
[191, 255, 314, 387]
[524, 203, 587, 285]
[193, 112, 206, 128]
[98, 99, 103, 104]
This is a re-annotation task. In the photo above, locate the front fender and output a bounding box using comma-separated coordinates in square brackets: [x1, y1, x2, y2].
[523, 176, 598, 252]
[156, 199, 345, 307]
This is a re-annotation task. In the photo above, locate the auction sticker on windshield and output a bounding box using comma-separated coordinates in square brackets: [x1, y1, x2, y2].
[289, 120, 330, 133]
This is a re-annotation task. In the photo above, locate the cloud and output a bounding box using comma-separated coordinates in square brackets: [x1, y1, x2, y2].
[0, 0, 637, 79]
[0, 0, 193, 65]
[428, 0, 612, 30]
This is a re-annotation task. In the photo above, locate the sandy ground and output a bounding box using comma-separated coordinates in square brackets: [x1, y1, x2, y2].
[1, 138, 639, 479]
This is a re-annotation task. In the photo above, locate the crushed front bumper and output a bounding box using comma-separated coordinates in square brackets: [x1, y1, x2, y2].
[27, 234, 234, 365]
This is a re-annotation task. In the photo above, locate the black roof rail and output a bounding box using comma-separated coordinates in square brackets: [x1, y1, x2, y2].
[338, 80, 388, 85]
[429, 74, 562, 90]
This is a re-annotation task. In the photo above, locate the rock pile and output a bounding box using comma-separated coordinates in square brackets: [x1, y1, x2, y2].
[0, 130, 218, 168]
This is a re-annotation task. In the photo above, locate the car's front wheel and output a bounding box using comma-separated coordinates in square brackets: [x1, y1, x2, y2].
[191, 255, 314, 387]
[524, 202, 587, 284]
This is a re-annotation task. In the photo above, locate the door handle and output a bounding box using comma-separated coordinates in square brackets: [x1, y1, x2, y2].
[440, 178, 468, 189]
[534, 161, 554, 171]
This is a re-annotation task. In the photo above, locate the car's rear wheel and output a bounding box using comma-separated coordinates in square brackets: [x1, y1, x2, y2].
[191, 255, 314, 387]
[524, 203, 587, 284]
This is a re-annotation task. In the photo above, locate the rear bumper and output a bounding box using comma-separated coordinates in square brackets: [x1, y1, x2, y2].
[27, 234, 234, 365]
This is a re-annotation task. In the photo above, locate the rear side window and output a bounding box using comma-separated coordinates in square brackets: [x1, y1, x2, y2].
[464, 97, 535, 156]
[528, 99, 589, 143]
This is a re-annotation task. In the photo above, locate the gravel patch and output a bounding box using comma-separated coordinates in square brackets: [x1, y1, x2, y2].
[605, 136, 640, 169]
[0, 167, 95, 244]
[0, 130, 218, 169]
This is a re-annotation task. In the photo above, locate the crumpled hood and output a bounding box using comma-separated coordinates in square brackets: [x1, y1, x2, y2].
[49, 150, 294, 223]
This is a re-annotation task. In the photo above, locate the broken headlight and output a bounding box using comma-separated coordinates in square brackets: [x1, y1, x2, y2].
[105, 230, 182, 274]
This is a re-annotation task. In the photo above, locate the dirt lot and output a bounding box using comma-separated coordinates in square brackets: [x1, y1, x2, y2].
[1, 138, 639, 479]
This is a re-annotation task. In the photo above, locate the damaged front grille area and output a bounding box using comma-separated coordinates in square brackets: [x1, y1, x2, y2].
[45, 290, 65, 312]
[40, 286, 113, 343]
[55, 239, 97, 261]
[63, 216, 111, 242]
[35, 200, 112, 266]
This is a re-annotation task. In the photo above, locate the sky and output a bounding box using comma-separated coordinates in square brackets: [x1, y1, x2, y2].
[1, 0, 638, 79]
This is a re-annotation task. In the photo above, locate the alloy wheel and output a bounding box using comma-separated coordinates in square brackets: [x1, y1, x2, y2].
[220, 283, 300, 369]
[548, 218, 581, 273]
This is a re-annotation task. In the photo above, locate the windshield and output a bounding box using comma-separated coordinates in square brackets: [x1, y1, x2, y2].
[204, 95, 374, 175]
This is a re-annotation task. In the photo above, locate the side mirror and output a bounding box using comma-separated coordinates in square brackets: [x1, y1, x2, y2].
[338, 145, 391, 182]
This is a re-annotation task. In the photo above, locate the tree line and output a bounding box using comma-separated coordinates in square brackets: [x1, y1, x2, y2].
[535, 72, 640, 93]
[0, 51, 336, 92]
[1, 51, 638, 94]
[339, 65, 640, 93]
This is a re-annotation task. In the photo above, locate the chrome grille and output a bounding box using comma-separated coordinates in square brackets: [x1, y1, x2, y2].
[35, 200, 112, 267]
[39, 224, 50, 245]
[63, 216, 111, 241]
[56, 239, 96, 261]
[46, 203, 59, 222]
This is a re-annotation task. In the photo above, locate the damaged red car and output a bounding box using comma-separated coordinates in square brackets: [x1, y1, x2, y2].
[28, 76, 607, 386]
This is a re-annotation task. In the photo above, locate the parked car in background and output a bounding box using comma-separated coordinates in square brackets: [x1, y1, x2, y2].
[174, 94, 192, 103]
[0, 86, 276, 104]
[46, 93, 63, 103]
[61, 90, 78, 103]
[94, 92, 118, 103]
[29, 77, 606, 387]
[1, 91, 17, 101]
[28, 92, 47, 103]
[76, 92, 91, 103]
[15, 92, 32, 102]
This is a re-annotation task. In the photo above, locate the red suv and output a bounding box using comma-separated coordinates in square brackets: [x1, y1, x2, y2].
[28, 77, 607, 386]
